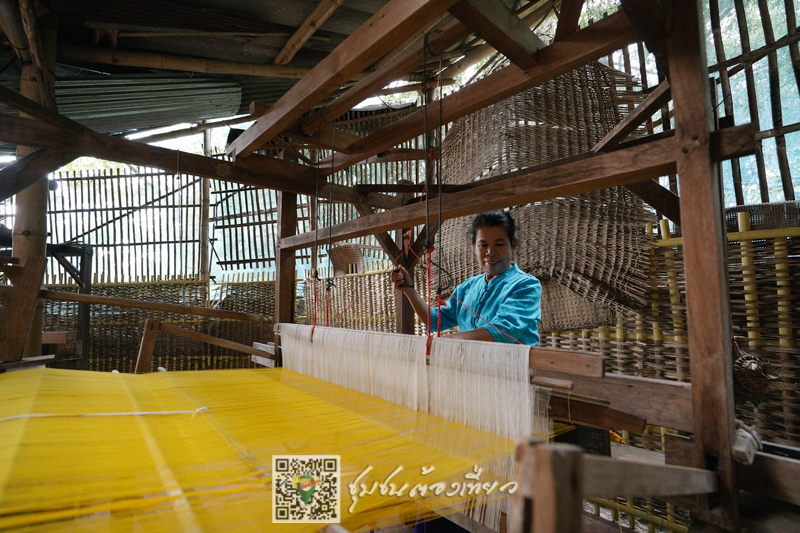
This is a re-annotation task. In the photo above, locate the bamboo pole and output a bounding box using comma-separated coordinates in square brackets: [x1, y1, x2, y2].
[659, 219, 686, 382]
[737, 212, 761, 349]
[774, 235, 796, 441]
[38, 289, 266, 322]
[647, 223, 664, 379]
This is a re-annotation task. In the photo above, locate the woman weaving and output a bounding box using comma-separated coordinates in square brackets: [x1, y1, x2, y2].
[392, 210, 541, 346]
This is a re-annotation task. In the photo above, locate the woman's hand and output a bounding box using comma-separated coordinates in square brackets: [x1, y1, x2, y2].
[391, 265, 414, 292]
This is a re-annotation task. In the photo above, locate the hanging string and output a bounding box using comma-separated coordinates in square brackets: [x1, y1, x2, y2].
[310, 110, 324, 338]
[325, 124, 338, 327]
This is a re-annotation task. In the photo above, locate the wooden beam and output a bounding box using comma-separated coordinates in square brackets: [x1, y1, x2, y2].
[0, 149, 78, 202]
[59, 44, 316, 79]
[554, 0, 585, 40]
[0, 112, 334, 198]
[330, 11, 640, 173]
[539, 371, 694, 433]
[363, 149, 428, 164]
[281, 126, 753, 251]
[448, 0, 546, 70]
[666, 435, 800, 508]
[39, 289, 265, 322]
[300, 16, 472, 136]
[274, 0, 343, 66]
[275, 192, 297, 325]
[18, 0, 56, 110]
[135, 318, 160, 373]
[158, 322, 277, 361]
[668, 0, 738, 528]
[583, 455, 717, 498]
[227, 0, 460, 158]
[624, 179, 681, 225]
[549, 395, 646, 433]
[592, 81, 671, 152]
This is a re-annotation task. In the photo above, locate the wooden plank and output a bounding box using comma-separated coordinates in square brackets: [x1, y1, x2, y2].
[549, 395, 646, 433]
[592, 81, 671, 152]
[41, 331, 72, 344]
[668, 0, 737, 527]
[158, 322, 277, 361]
[275, 192, 297, 325]
[251, 354, 276, 368]
[134, 318, 160, 374]
[554, 0, 585, 41]
[583, 455, 717, 498]
[448, 0, 545, 70]
[0, 149, 78, 202]
[227, 0, 460, 158]
[0, 257, 46, 362]
[0, 354, 54, 371]
[538, 371, 694, 433]
[529, 346, 604, 377]
[300, 16, 472, 135]
[330, 11, 639, 172]
[39, 289, 266, 322]
[274, 0, 343, 66]
[624, 179, 681, 225]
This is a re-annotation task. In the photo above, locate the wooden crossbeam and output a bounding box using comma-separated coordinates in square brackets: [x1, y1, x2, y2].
[0, 149, 78, 202]
[554, 0, 585, 40]
[624, 179, 681, 225]
[548, 395, 646, 433]
[328, 11, 640, 173]
[0, 111, 400, 206]
[280, 126, 753, 251]
[593, 81, 671, 152]
[448, 0, 546, 70]
[300, 16, 472, 136]
[274, 0, 343, 66]
[227, 0, 461, 158]
[584, 455, 717, 498]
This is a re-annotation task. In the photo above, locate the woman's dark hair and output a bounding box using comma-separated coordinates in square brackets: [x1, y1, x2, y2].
[469, 210, 516, 244]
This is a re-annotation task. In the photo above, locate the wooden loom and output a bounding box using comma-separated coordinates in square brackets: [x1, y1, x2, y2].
[0, 0, 798, 531]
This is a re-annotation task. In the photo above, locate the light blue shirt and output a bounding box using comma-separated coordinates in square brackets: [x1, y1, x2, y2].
[429, 264, 541, 346]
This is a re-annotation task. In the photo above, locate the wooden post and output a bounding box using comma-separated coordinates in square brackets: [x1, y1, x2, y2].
[135, 318, 160, 374]
[275, 191, 298, 325]
[667, 0, 738, 529]
[395, 179, 416, 334]
[12, 13, 57, 360]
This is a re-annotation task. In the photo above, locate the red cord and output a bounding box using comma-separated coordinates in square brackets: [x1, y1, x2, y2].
[310, 275, 318, 340]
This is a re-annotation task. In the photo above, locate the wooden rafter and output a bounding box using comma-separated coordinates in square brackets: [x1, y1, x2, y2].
[226, 0, 461, 158]
[300, 16, 472, 136]
[448, 0, 546, 70]
[328, 11, 640, 173]
[624, 179, 681, 225]
[554, 0, 585, 40]
[280, 126, 754, 251]
[274, 0, 343, 66]
[18, 0, 56, 110]
[592, 80, 671, 152]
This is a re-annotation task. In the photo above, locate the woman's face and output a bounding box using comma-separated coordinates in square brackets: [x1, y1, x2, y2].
[473, 226, 517, 281]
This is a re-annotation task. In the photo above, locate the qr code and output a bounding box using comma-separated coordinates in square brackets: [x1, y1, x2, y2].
[273, 455, 340, 523]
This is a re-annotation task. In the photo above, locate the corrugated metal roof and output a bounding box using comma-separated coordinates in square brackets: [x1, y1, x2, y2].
[55, 76, 241, 133]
